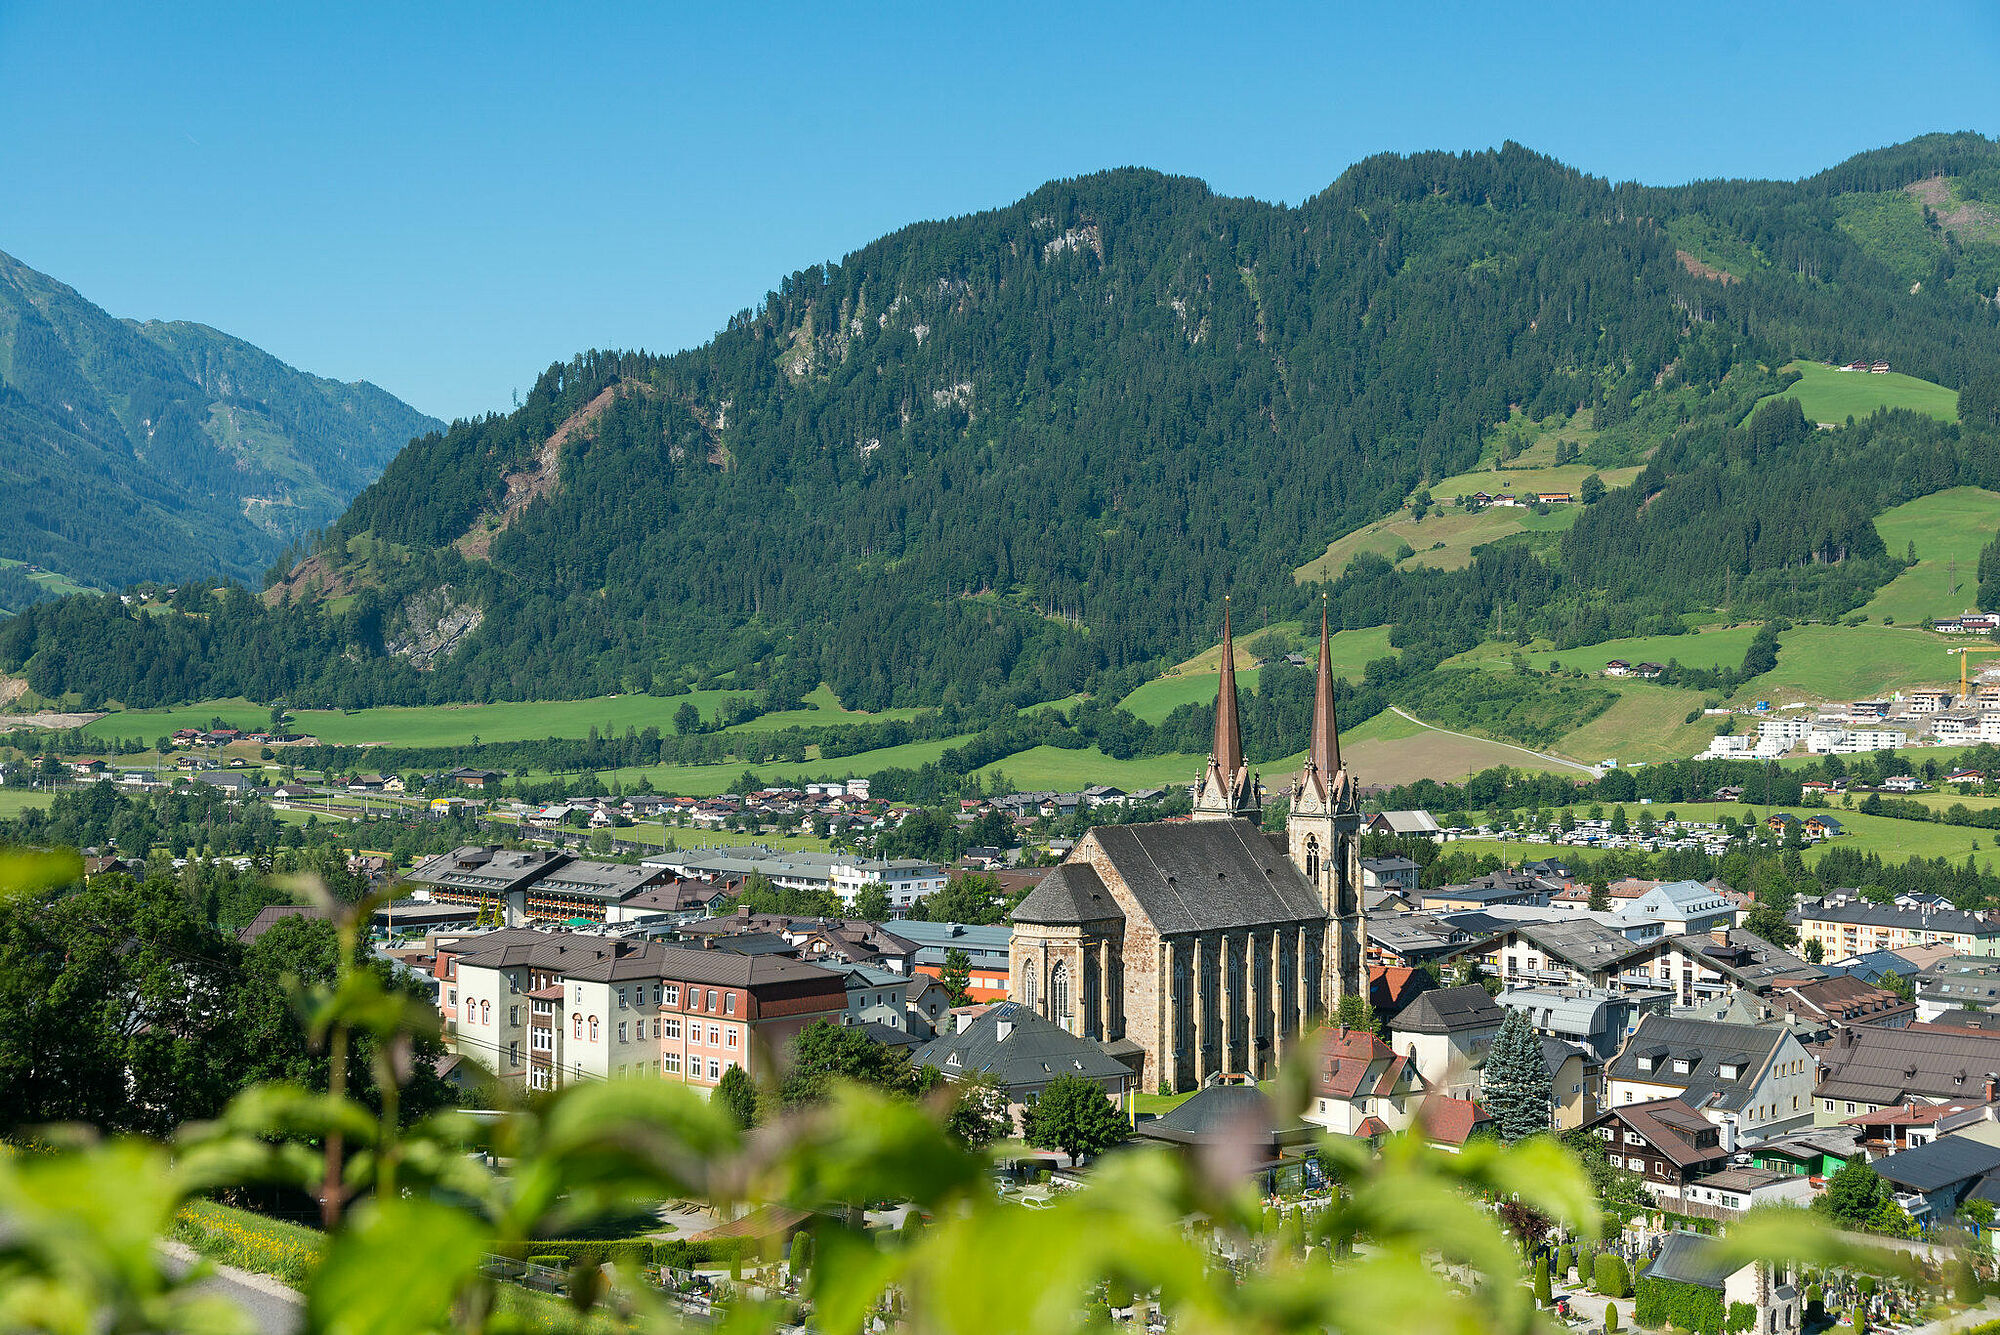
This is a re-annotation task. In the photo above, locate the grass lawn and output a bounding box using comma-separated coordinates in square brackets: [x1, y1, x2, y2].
[82, 698, 270, 745]
[1120, 668, 1262, 723]
[1730, 624, 1957, 704]
[1133, 1089, 1196, 1117]
[1296, 498, 1608, 583]
[1543, 625, 1765, 675]
[1554, 682, 1720, 767]
[82, 683, 921, 750]
[1533, 800, 2000, 869]
[0, 556, 97, 598]
[1339, 707, 1589, 787]
[972, 746, 1207, 792]
[0, 789, 55, 818]
[1861, 487, 2000, 625]
[1761, 359, 1958, 425]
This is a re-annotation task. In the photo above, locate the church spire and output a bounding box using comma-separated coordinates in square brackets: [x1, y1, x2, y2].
[1212, 598, 1245, 776]
[1309, 598, 1340, 781]
[1193, 597, 1259, 822]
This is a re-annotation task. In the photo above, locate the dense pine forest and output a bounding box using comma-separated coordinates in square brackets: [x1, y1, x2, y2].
[6, 135, 2000, 712]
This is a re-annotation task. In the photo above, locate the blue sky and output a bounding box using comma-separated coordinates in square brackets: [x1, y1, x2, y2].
[2, 1, 1994, 420]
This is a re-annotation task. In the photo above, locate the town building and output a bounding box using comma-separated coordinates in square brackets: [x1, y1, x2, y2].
[906, 1001, 1134, 1136]
[449, 930, 845, 1093]
[1304, 1025, 1424, 1137]
[1799, 902, 2000, 962]
[1812, 1024, 2000, 1123]
[1387, 984, 1507, 1100]
[1008, 608, 1366, 1092]
[1605, 1015, 1818, 1142]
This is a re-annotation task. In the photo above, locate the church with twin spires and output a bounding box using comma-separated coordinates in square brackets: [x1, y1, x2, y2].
[1008, 604, 1367, 1093]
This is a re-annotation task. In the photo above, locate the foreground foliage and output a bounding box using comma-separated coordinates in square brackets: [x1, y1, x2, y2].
[0, 852, 1916, 1334]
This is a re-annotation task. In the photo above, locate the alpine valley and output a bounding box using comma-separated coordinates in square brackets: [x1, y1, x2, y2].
[0, 248, 441, 603]
[7, 135, 2000, 787]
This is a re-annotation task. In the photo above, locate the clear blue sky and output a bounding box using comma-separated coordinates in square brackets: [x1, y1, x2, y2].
[2, 1, 1994, 421]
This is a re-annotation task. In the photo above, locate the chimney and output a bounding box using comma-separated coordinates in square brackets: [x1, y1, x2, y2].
[1711, 923, 1731, 947]
[995, 1017, 1014, 1042]
[956, 1011, 974, 1035]
[1719, 1116, 1737, 1154]
[1986, 1073, 1998, 1105]
[701, 936, 714, 950]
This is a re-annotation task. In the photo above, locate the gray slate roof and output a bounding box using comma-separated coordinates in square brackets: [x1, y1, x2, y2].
[1137, 1084, 1314, 1148]
[1815, 1022, 2000, 1105]
[1646, 1232, 1737, 1291]
[906, 1001, 1130, 1089]
[1392, 984, 1506, 1035]
[1011, 863, 1123, 925]
[1872, 1135, 2000, 1194]
[1607, 1015, 1788, 1113]
[1015, 819, 1324, 936]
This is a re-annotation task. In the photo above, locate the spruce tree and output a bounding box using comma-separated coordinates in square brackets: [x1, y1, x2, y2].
[1481, 1009, 1553, 1142]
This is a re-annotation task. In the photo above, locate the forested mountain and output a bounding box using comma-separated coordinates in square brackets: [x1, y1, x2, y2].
[7, 135, 2000, 711]
[0, 249, 441, 596]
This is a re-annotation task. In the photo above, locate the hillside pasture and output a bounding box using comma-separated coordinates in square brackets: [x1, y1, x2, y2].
[80, 684, 923, 750]
[1545, 625, 1765, 676]
[1731, 624, 1956, 704]
[1762, 359, 1958, 425]
[1860, 487, 2000, 625]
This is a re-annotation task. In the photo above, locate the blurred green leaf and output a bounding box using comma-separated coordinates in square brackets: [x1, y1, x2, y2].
[305, 1198, 490, 1335]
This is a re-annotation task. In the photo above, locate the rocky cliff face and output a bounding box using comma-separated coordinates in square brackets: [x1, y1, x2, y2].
[385, 587, 483, 669]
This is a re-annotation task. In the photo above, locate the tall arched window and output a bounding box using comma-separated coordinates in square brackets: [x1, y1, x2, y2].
[1304, 835, 1320, 881]
[1023, 965, 1038, 1010]
[588, 1017, 600, 1042]
[1050, 960, 1071, 1023]
[573, 1014, 582, 1038]
[480, 1000, 490, 1025]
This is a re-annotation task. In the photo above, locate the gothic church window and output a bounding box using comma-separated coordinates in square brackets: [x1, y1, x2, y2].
[1050, 960, 1070, 1022]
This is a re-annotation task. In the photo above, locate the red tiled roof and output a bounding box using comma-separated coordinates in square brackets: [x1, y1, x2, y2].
[1353, 1116, 1392, 1139]
[1420, 1096, 1492, 1145]
[1314, 1027, 1398, 1100]
[1369, 965, 1428, 1011]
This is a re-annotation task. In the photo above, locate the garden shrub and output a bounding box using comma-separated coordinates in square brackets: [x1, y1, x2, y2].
[1594, 1253, 1630, 1299]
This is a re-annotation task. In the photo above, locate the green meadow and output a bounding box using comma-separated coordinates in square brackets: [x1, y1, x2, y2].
[1763, 359, 1958, 425]
[1861, 487, 2000, 625]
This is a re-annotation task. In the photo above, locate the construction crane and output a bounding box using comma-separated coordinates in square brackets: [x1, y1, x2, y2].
[1948, 646, 2000, 697]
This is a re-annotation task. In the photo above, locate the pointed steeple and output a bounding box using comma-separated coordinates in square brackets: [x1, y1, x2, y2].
[1193, 597, 1259, 822]
[1296, 595, 1349, 809]
[1212, 598, 1245, 777]
[1309, 598, 1340, 780]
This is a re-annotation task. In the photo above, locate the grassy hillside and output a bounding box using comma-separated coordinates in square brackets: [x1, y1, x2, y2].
[1860, 487, 2000, 624]
[1542, 626, 1765, 675]
[73, 683, 926, 748]
[1733, 623, 1956, 704]
[1764, 359, 1958, 425]
[1121, 626, 1394, 722]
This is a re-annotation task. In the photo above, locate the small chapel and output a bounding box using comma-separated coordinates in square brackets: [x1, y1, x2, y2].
[1008, 604, 1367, 1094]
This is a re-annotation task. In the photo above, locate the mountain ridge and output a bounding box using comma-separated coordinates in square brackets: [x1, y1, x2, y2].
[5, 135, 2000, 714]
[0, 248, 442, 598]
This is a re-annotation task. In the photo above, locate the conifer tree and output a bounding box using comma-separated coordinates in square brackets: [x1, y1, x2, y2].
[1481, 1009, 1553, 1142]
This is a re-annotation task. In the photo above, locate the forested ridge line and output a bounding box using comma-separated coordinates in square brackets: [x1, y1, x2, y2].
[5, 136, 2000, 715]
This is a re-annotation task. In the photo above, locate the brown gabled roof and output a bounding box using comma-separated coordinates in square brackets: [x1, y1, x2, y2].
[1601, 1098, 1729, 1169]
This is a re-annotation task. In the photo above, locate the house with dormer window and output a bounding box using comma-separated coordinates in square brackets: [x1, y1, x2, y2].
[1605, 1015, 1818, 1144]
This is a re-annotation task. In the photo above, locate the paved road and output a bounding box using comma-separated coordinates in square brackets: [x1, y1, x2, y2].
[163, 1244, 302, 1335]
[1386, 706, 1602, 777]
